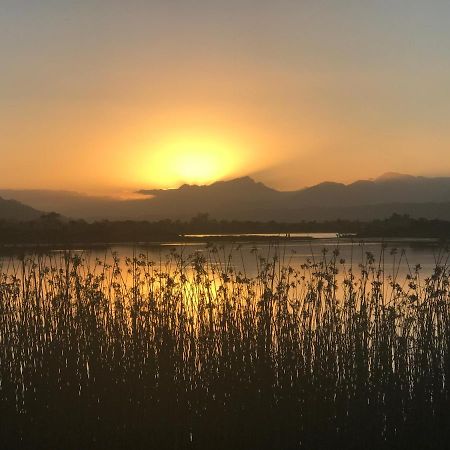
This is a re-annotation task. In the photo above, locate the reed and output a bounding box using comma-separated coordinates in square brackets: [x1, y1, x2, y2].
[0, 245, 449, 449]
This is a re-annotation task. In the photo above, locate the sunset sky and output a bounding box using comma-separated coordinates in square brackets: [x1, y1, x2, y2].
[1, 1, 450, 194]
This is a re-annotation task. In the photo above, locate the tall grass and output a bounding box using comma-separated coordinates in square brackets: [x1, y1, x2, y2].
[0, 245, 449, 449]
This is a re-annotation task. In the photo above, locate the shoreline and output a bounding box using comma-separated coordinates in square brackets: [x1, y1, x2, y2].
[0, 235, 445, 255]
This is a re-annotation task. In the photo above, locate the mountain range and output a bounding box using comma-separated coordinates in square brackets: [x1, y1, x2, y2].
[1, 173, 450, 222]
[0, 197, 45, 221]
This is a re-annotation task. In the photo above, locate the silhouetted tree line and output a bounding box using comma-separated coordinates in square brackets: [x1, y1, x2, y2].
[0, 212, 449, 246]
[357, 213, 450, 238]
[0, 213, 179, 245]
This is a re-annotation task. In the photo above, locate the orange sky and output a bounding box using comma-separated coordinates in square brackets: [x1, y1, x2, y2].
[1, 1, 450, 195]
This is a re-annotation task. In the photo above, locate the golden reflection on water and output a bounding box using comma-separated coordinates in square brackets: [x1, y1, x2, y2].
[1, 243, 446, 326]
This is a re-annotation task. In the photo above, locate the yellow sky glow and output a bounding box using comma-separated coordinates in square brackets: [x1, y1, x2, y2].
[1, 2, 449, 194]
[135, 131, 249, 188]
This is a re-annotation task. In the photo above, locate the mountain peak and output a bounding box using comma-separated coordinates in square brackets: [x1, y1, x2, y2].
[375, 172, 415, 182]
[138, 176, 268, 196]
[178, 176, 259, 188]
[232, 176, 256, 183]
[212, 176, 257, 186]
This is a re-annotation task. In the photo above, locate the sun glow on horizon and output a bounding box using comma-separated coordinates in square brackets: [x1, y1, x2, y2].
[139, 132, 244, 188]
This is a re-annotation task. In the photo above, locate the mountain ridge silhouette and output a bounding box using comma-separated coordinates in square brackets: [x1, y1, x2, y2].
[0, 196, 45, 221]
[1, 173, 449, 221]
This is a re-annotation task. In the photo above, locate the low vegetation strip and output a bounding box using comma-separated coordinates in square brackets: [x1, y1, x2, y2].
[0, 213, 449, 246]
[0, 246, 449, 449]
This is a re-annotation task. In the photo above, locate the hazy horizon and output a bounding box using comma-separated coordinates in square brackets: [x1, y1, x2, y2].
[1, 1, 450, 194]
[0, 170, 446, 199]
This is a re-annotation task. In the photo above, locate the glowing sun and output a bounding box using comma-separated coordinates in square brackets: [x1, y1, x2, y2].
[143, 133, 240, 187]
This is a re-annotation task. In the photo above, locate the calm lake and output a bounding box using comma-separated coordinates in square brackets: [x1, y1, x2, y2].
[1, 234, 447, 281]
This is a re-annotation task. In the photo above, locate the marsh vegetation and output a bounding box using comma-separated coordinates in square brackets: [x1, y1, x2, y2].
[0, 245, 449, 449]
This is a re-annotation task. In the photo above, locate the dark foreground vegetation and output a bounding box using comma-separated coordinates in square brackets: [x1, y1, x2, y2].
[0, 246, 449, 449]
[0, 212, 449, 246]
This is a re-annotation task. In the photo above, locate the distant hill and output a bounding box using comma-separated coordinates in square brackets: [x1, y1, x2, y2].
[1, 173, 450, 222]
[0, 190, 120, 220]
[0, 196, 45, 221]
[137, 173, 450, 221]
[292, 173, 450, 207]
[136, 176, 281, 220]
